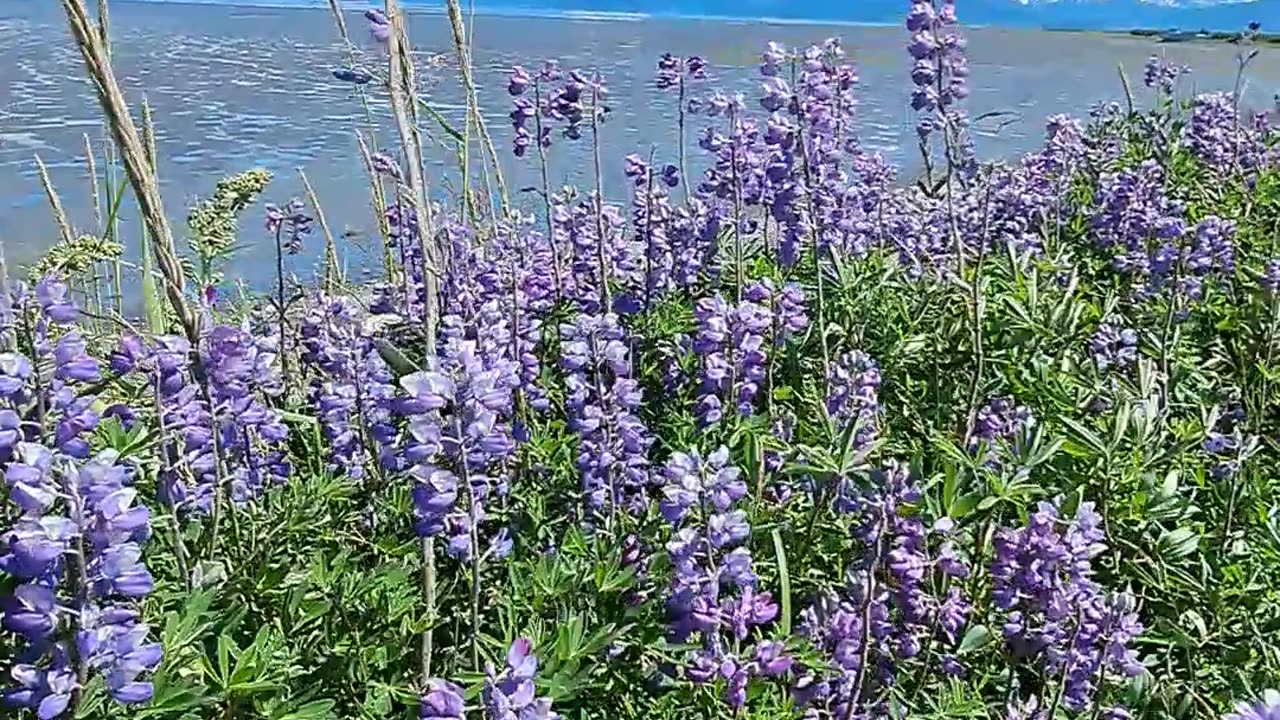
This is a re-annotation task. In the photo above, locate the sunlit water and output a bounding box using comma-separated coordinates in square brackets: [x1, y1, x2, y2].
[0, 0, 1277, 289]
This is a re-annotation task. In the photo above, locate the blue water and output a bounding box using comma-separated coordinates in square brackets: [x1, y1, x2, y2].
[68, 0, 1280, 33]
[1, 0, 1277, 293]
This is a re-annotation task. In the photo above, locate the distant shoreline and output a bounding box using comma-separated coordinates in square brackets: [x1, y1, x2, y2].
[20, 0, 1269, 40]
[1047, 26, 1278, 48]
[1125, 27, 1279, 47]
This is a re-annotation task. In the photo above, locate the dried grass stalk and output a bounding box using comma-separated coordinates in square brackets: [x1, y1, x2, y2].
[83, 133, 101, 230]
[34, 154, 75, 246]
[445, 0, 508, 214]
[58, 0, 195, 341]
[385, 0, 439, 341]
[355, 130, 395, 279]
[297, 168, 340, 293]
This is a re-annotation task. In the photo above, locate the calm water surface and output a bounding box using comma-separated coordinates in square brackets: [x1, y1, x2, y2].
[1, 1, 1278, 287]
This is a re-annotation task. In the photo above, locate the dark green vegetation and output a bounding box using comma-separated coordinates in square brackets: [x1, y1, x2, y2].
[2, 2, 1279, 720]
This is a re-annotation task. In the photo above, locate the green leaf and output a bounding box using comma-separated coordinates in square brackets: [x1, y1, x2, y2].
[276, 700, 337, 720]
[958, 624, 993, 654]
[771, 529, 792, 636]
[1059, 417, 1105, 457]
[1157, 526, 1199, 560]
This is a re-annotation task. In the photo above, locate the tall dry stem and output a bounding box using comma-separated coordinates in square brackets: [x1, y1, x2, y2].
[445, 0, 508, 214]
[385, 0, 439, 341]
[83, 133, 101, 229]
[35, 154, 75, 247]
[58, 0, 195, 342]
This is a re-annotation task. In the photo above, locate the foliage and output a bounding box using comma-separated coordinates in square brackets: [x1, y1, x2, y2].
[4, 3, 1279, 720]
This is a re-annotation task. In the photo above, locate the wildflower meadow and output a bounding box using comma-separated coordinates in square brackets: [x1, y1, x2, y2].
[3, 1, 1280, 719]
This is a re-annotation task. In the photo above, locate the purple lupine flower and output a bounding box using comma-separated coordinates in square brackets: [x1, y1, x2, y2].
[692, 294, 772, 425]
[551, 190, 636, 314]
[669, 197, 723, 287]
[35, 277, 78, 324]
[907, 0, 972, 153]
[1088, 322, 1138, 372]
[1202, 396, 1251, 481]
[991, 500, 1143, 710]
[1261, 259, 1280, 295]
[1181, 216, 1236, 301]
[825, 350, 880, 451]
[561, 313, 652, 515]
[797, 462, 971, 717]
[366, 8, 390, 46]
[201, 322, 291, 506]
[420, 679, 466, 719]
[1089, 159, 1195, 301]
[661, 446, 786, 708]
[265, 198, 313, 255]
[299, 294, 397, 480]
[2, 644, 76, 719]
[656, 53, 707, 90]
[0, 285, 162, 715]
[1225, 690, 1280, 720]
[1185, 92, 1240, 172]
[482, 639, 557, 720]
[622, 154, 678, 311]
[973, 397, 1034, 446]
[745, 279, 809, 346]
[399, 334, 518, 561]
[1143, 54, 1190, 95]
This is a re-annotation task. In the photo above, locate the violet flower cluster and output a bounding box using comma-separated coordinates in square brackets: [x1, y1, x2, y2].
[2, 279, 161, 718]
[824, 350, 880, 452]
[991, 500, 1143, 711]
[797, 462, 971, 717]
[1225, 690, 1280, 720]
[299, 294, 397, 480]
[906, 0, 971, 148]
[200, 323, 291, 505]
[692, 294, 772, 425]
[660, 447, 789, 709]
[508, 62, 561, 158]
[264, 197, 313, 255]
[560, 312, 652, 516]
[622, 153, 680, 311]
[369, 201, 435, 323]
[1202, 397, 1251, 481]
[656, 53, 707, 91]
[1143, 54, 1190, 95]
[973, 396, 1035, 445]
[551, 190, 637, 314]
[481, 638, 557, 720]
[442, 215, 551, 413]
[744, 278, 809, 346]
[399, 336, 517, 561]
[419, 679, 466, 720]
[1088, 321, 1138, 373]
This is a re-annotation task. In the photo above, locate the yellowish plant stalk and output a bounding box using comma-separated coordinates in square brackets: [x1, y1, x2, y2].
[83, 133, 101, 230]
[58, 0, 195, 342]
[445, 0, 508, 215]
[385, 0, 439, 341]
[297, 168, 340, 293]
[356, 130, 396, 280]
[34, 154, 75, 247]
